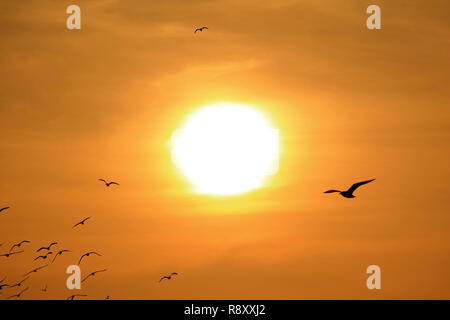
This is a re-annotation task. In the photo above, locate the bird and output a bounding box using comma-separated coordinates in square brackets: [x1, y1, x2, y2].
[0, 206, 10, 214]
[10, 240, 31, 252]
[324, 179, 375, 198]
[9, 276, 30, 288]
[23, 264, 48, 277]
[0, 283, 10, 291]
[73, 217, 91, 228]
[37, 242, 58, 252]
[52, 250, 71, 263]
[194, 26, 208, 33]
[0, 250, 24, 258]
[78, 251, 102, 265]
[7, 287, 29, 299]
[34, 252, 53, 260]
[98, 179, 119, 187]
[82, 269, 107, 283]
[105, 295, 110, 300]
[159, 272, 179, 282]
[67, 294, 87, 300]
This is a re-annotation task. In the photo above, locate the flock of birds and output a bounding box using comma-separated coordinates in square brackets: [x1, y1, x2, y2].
[0, 179, 179, 300]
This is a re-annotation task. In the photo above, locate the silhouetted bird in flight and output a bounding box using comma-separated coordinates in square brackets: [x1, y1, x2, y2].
[159, 272, 178, 282]
[7, 287, 28, 299]
[10, 240, 31, 252]
[99, 179, 119, 187]
[0, 283, 10, 291]
[37, 242, 58, 252]
[9, 276, 30, 288]
[23, 264, 48, 277]
[194, 26, 208, 33]
[78, 251, 102, 265]
[67, 294, 87, 300]
[324, 179, 375, 198]
[0, 250, 24, 258]
[0, 206, 10, 214]
[52, 250, 71, 263]
[82, 269, 107, 283]
[34, 252, 53, 261]
[73, 217, 91, 228]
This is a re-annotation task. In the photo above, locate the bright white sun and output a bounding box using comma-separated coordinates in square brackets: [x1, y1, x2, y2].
[171, 103, 279, 195]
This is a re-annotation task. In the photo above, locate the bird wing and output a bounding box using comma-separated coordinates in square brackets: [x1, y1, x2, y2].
[324, 190, 341, 193]
[0, 207, 10, 212]
[93, 269, 107, 274]
[37, 247, 46, 252]
[21, 240, 31, 244]
[12, 250, 24, 255]
[73, 222, 81, 228]
[170, 272, 178, 276]
[82, 217, 91, 223]
[91, 252, 102, 256]
[78, 254, 86, 265]
[81, 274, 92, 282]
[10, 244, 18, 251]
[347, 179, 375, 193]
[99, 179, 107, 183]
[109, 182, 119, 185]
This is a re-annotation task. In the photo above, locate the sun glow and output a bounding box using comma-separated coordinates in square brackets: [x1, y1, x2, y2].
[171, 103, 279, 195]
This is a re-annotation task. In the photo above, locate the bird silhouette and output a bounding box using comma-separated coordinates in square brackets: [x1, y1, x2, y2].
[194, 26, 208, 33]
[78, 251, 102, 265]
[73, 217, 91, 228]
[99, 179, 119, 187]
[324, 179, 375, 198]
[0, 283, 10, 291]
[23, 264, 48, 277]
[52, 250, 71, 263]
[0, 206, 10, 214]
[37, 242, 58, 252]
[10, 240, 31, 252]
[34, 252, 53, 261]
[9, 276, 30, 288]
[159, 272, 179, 282]
[0, 250, 24, 258]
[7, 287, 29, 299]
[67, 294, 87, 300]
[82, 269, 107, 283]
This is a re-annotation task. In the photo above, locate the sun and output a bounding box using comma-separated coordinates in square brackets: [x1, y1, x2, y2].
[171, 103, 279, 195]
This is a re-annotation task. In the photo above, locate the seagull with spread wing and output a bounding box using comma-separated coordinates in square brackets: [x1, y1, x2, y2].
[73, 217, 91, 228]
[0, 206, 10, 214]
[52, 250, 71, 263]
[194, 26, 208, 33]
[9, 276, 30, 288]
[82, 269, 107, 283]
[34, 252, 53, 261]
[37, 242, 58, 252]
[23, 264, 48, 277]
[78, 251, 102, 265]
[67, 294, 87, 300]
[99, 179, 119, 187]
[0, 250, 24, 258]
[7, 287, 29, 299]
[159, 272, 179, 282]
[324, 179, 375, 198]
[10, 240, 31, 252]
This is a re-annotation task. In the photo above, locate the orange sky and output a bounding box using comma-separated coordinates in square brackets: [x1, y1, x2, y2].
[1, 0, 449, 299]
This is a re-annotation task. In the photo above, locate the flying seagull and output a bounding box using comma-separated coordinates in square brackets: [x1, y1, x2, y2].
[67, 294, 87, 300]
[159, 272, 179, 282]
[78, 251, 102, 265]
[73, 217, 91, 228]
[0, 206, 10, 214]
[0, 283, 10, 290]
[23, 264, 48, 277]
[0, 250, 24, 258]
[34, 252, 53, 261]
[9, 276, 30, 288]
[324, 179, 375, 198]
[7, 287, 29, 299]
[194, 26, 208, 33]
[10, 240, 31, 252]
[82, 269, 107, 283]
[37, 242, 57, 252]
[52, 250, 71, 263]
[99, 179, 119, 187]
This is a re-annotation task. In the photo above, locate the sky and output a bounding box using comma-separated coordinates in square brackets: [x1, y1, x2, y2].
[0, 0, 449, 299]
